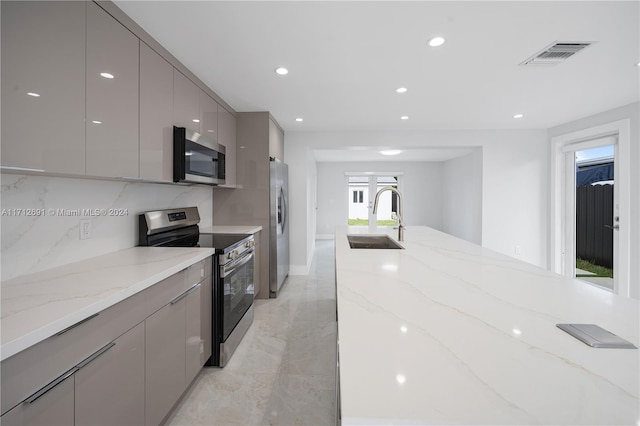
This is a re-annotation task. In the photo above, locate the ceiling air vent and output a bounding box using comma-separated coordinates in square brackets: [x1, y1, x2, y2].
[520, 41, 594, 66]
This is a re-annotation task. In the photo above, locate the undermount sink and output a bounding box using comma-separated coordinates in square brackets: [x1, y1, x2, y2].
[347, 234, 404, 250]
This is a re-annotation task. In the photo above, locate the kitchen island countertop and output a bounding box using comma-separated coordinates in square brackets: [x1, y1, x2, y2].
[335, 226, 639, 425]
[1, 246, 216, 361]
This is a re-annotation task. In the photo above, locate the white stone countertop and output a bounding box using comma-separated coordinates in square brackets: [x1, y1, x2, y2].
[1, 246, 216, 361]
[335, 226, 639, 425]
[199, 225, 262, 235]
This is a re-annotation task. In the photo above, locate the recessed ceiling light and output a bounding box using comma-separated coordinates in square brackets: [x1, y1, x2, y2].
[428, 36, 446, 47]
[380, 150, 402, 156]
[296, 118, 303, 122]
[396, 374, 406, 384]
[636, 61, 640, 67]
[396, 87, 407, 93]
[192, 119, 200, 123]
[400, 116, 409, 120]
[275, 67, 289, 75]
[100, 72, 114, 79]
[27, 92, 41, 97]
[92, 120, 102, 124]
[207, 129, 214, 132]
[513, 114, 524, 119]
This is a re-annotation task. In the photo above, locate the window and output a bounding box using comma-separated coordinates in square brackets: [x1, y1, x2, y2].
[352, 190, 363, 203]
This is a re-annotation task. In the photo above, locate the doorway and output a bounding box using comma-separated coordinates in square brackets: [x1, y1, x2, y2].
[573, 144, 616, 291]
[347, 174, 400, 226]
[551, 119, 631, 297]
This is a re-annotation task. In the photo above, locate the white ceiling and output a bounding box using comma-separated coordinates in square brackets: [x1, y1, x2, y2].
[313, 147, 474, 162]
[115, 1, 639, 161]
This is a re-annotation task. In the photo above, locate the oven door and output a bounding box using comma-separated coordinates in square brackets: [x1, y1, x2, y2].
[219, 249, 254, 342]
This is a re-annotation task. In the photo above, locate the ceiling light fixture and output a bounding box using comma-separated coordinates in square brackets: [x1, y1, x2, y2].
[92, 120, 102, 124]
[428, 36, 446, 47]
[380, 150, 402, 156]
[27, 92, 41, 97]
[396, 374, 406, 384]
[513, 114, 524, 119]
[100, 72, 114, 79]
[400, 116, 409, 120]
[396, 87, 407, 93]
[275, 67, 288, 75]
[296, 118, 303, 122]
[192, 119, 200, 123]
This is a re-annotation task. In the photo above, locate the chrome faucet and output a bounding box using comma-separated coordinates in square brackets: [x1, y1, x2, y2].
[372, 186, 404, 241]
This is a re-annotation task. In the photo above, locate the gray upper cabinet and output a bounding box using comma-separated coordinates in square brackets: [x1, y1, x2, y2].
[0, 1, 86, 175]
[140, 42, 174, 182]
[173, 70, 201, 132]
[218, 107, 237, 186]
[200, 93, 219, 141]
[86, 1, 139, 178]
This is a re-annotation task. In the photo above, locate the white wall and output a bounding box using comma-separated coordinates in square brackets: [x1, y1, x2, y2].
[285, 129, 549, 274]
[1, 174, 212, 281]
[441, 149, 483, 245]
[548, 102, 640, 299]
[316, 161, 443, 237]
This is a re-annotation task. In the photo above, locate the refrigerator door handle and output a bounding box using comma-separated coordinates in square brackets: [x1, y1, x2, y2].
[281, 187, 287, 232]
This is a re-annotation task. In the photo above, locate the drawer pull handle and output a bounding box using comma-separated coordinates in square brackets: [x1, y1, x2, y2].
[170, 283, 201, 305]
[76, 342, 116, 369]
[55, 313, 99, 336]
[24, 367, 78, 404]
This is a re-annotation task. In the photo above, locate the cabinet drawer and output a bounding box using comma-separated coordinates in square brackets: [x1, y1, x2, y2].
[187, 256, 212, 287]
[1, 270, 187, 415]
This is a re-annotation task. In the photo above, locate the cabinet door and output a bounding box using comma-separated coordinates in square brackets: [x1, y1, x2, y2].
[0, 371, 74, 426]
[186, 283, 204, 384]
[140, 42, 174, 182]
[86, 2, 139, 178]
[145, 299, 186, 426]
[74, 322, 145, 426]
[200, 93, 218, 141]
[173, 70, 200, 132]
[218, 107, 237, 186]
[1, 1, 86, 174]
[200, 276, 213, 364]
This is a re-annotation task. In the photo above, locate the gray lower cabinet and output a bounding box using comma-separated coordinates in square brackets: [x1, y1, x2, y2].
[0, 372, 75, 426]
[200, 274, 213, 364]
[0, 0, 86, 175]
[86, 1, 140, 178]
[145, 293, 187, 426]
[186, 282, 204, 385]
[75, 322, 145, 426]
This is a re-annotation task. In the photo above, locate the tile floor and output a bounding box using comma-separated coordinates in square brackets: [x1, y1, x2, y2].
[167, 240, 338, 426]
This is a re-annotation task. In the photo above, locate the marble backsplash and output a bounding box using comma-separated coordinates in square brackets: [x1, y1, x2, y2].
[1, 173, 213, 281]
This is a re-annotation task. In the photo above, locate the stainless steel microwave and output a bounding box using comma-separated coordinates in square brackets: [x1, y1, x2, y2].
[173, 126, 226, 185]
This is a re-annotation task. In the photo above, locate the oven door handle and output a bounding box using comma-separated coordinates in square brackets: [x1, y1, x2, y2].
[220, 250, 254, 278]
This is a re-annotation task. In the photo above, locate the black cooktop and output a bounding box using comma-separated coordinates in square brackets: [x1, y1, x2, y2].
[156, 232, 249, 253]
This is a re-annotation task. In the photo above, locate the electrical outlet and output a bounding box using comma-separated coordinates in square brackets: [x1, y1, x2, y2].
[80, 219, 92, 240]
[515, 245, 522, 255]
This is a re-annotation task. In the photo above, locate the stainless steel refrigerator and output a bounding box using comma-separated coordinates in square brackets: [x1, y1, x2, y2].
[269, 159, 289, 297]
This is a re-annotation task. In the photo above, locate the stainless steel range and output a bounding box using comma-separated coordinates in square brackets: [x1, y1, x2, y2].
[138, 207, 255, 367]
